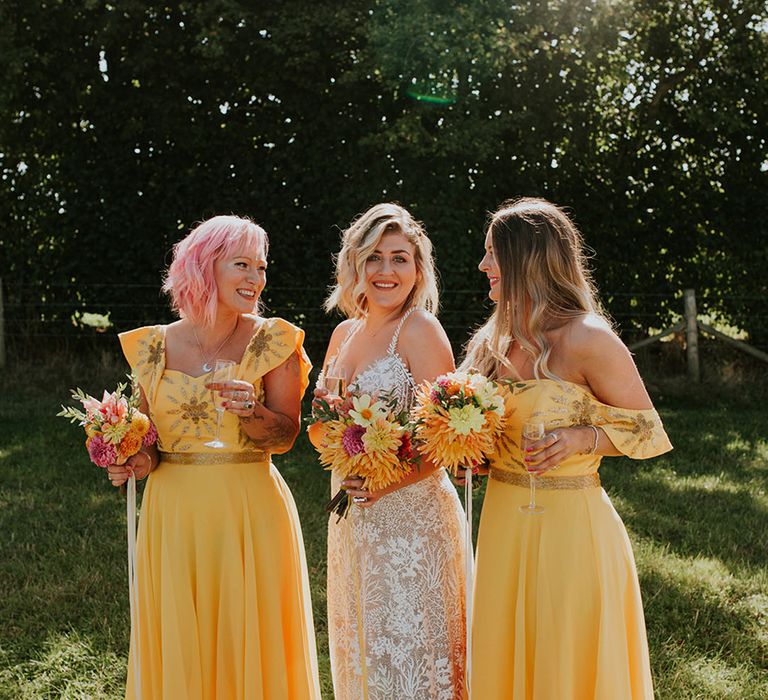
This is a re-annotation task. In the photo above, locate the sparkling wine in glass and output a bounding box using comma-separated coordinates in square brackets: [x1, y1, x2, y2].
[322, 370, 347, 401]
[519, 421, 546, 514]
[205, 359, 236, 448]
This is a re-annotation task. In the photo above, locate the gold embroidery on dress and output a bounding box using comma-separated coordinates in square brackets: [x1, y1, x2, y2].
[163, 374, 217, 451]
[242, 320, 290, 375]
[145, 337, 164, 368]
[604, 410, 657, 448]
[247, 329, 273, 358]
[490, 468, 601, 490]
[569, 394, 597, 425]
[131, 327, 165, 389]
[178, 397, 211, 424]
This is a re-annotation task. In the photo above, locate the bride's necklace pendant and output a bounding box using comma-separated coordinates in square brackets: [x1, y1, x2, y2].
[202, 361, 213, 373]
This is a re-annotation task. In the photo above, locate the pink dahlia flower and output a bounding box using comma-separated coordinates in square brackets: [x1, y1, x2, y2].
[341, 424, 365, 456]
[142, 422, 158, 447]
[87, 435, 118, 467]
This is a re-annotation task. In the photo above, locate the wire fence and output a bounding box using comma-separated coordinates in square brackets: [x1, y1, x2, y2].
[2, 281, 767, 368]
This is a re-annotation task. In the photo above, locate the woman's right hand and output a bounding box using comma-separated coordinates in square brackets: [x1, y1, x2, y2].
[312, 386, 345, 410]
[313, 386, 330, 401]
[106, 451, 152, 487]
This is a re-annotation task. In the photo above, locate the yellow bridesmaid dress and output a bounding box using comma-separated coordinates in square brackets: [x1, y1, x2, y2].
[119, 317, 321, 700]
[471, 379, 672, 700]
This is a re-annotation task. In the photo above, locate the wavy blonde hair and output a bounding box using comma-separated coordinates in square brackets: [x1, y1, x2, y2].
[325, 203, 439, 318]
[461, 198, 606, 380]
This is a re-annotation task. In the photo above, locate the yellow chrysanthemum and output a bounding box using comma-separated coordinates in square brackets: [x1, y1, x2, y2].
[356, 448, 408, 492]
[129, 411, 150, 438]
[362, 418, 402, 455]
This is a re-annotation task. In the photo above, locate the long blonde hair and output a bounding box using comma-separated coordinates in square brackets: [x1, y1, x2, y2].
[325, 203, 439, 318]
[461, 197, 606, 380]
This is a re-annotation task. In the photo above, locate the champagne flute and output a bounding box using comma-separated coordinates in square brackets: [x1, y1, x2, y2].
[322, 369, 347, 401]
[205, 359, 236, 448]
[519, 421, 546, 514]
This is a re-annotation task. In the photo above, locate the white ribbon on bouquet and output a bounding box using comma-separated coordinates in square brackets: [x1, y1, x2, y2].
[127, 475, 142, 700]
[464, 471, 474, 700]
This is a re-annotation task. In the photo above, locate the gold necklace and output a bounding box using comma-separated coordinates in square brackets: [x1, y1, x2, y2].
[192, 317, 239, 373]
[362, 316, 397, 338]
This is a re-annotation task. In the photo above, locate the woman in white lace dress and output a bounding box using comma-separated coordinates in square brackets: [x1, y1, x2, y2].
[313, 203, 466, 700]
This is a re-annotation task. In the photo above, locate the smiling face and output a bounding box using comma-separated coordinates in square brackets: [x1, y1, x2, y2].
[213, 242, 267, 315]
[478, 229, 501, 302]
[363, 230, 419, 313]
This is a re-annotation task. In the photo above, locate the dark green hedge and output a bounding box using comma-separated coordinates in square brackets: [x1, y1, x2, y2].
[1, 0, 766, 356]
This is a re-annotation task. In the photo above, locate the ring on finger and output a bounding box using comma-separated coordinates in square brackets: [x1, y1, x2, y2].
[352, 496, 368, 504]
[244, 400, 255, 411]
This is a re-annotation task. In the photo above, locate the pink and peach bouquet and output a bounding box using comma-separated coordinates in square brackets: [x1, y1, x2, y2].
[411, 370, 511, 476]
[312, 392, 417, 519]
[57, 379, 157, 468]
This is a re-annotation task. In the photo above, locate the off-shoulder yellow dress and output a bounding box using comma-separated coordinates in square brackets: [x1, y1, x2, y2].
[119, 317, 321, 700]
[471, 379, 672, 700]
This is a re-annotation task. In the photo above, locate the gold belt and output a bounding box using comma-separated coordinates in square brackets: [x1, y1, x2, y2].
[159, 450, 269, 465]
[490, 468, 600, 490]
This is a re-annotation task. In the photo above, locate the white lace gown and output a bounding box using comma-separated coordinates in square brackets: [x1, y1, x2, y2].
[324, 314, 467, 700]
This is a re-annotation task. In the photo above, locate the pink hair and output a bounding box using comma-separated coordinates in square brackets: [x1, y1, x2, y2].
[163, 215, 268, 326]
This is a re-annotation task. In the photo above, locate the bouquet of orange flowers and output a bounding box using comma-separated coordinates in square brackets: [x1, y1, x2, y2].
[312, 392, 417, 519]
[411, 370, 509, 475]
[57, 378, 157, 467]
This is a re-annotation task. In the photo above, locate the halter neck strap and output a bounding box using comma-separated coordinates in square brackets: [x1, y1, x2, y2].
[388, 307, 417, 355]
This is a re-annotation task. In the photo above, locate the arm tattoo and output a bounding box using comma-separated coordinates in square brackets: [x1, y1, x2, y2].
[239, 414, 264, 425]
[284, 351, 300, 375]
[240, 352, 300, 446]
[245, 415, 296, 449]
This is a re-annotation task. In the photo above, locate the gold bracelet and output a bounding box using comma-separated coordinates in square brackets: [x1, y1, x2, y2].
[133, 450, 153, 480]
[586, 425, 600, 455]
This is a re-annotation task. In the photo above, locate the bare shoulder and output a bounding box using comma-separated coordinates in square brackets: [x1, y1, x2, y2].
[162, 319, 186, 346]
[399, 308, 450, 347]
[560, 313, 627, 360]
[323, 318, 358, 363]
[399, 309, 452, 357]
[399, 309, 455, 382]
[330, 318, 358, 345]
[560, 314, 652, 409]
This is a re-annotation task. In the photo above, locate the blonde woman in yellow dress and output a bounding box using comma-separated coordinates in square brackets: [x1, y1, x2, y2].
[106, 215, 321, 699]
[311, 203, 466, 699]
[461, 198, 672, 699]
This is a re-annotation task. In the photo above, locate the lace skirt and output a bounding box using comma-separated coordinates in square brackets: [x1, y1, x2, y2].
[327, 469, 467, 700]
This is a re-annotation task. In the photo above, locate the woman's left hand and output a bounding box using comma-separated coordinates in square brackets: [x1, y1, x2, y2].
[524, 425, 593, 474]
[205, 379, 259, 417]
[453, 462, 489, 486]
[342, 476, 383, 509]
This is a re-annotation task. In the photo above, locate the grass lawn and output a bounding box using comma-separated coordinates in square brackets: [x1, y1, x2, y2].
[1, 360, 766, 699]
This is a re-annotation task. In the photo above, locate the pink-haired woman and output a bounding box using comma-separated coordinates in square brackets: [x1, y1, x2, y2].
[106, 215, 321, 699]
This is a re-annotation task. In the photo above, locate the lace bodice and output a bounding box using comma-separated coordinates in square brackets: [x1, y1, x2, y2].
[321, 308, 418, 414]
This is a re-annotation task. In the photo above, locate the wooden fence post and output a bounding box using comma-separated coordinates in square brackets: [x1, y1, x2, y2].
[0, 278, 5, 369]
[684, 288, 700, 382]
